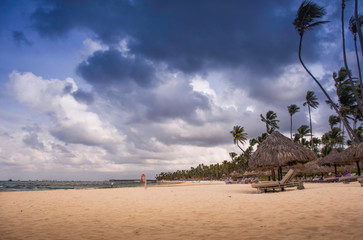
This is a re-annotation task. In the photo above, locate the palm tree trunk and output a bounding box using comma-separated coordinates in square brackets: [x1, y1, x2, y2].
[354, 0, 363, 56]
[341, 0, 363, 117]
[298, 34, 360, 143]
[290, 115, 293, 139]
[354, 34, 363, 97]
[308, 105, 313, 149]
[236, 142, 245, 153]
[341, 121, 345, 149]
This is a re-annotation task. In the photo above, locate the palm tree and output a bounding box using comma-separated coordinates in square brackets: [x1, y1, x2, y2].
[287, 104, 300, 139]
[349, 15, 363, 98]
[296, 124, 311, 147]
[311, 137, 322, 154]
[293, 1, 360, 143]
[260, 110, 279, 134]
[230, 125, 248, 153]
[328, 115, 341, 130]
[333, 67, 360, 143]
[322, 127, 345, 150]
[229, 152, 237, 162]
[303, 91, 319, 148]
[340, 0, 363, 118]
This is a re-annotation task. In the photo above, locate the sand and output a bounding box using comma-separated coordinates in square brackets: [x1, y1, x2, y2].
[1, 181, 362, 240]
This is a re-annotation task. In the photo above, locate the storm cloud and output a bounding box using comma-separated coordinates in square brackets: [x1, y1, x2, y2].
[77, 48, 157, 89]
[31, 0, 305, 76]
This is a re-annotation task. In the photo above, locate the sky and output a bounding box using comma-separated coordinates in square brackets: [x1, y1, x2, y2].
[0, 0, 362, 180]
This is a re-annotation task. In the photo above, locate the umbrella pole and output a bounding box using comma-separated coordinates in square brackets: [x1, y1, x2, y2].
[277, 167, 280, 181]
[357, 161, 361, 176]
[271, 169, 276, 181]
[334, 164, 338, 176]
[278, 166, 282, 181]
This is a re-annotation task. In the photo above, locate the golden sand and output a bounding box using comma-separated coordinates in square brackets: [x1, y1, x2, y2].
[1, 181, 362, 240]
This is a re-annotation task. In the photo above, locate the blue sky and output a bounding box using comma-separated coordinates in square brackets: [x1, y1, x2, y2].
[0, 0, 362, 180]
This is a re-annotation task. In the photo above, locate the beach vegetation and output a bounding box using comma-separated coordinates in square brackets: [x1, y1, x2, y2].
[230, 125, 248, 153]
[303, 91, 319, 149]
[260, 110, 279, 134]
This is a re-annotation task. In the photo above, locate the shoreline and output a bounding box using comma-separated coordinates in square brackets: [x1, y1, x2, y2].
[1, 182, 362, 240]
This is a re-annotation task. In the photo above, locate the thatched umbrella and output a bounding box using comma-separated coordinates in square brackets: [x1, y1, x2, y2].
[318, 145, 363, 176]
[242, 171, 259, 178]
[316, 149, 344, 175]
[229, 171, 243, 180]
[249, 131, 316, 180]
[339, 143, 363, 176]
[242, 170, 271, 178]
[293, 160, 332, 179]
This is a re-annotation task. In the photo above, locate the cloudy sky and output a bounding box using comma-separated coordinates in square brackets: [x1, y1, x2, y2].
[0, 0, 361, 180]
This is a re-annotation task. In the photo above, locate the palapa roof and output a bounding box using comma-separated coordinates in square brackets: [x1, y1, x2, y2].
[317, 149, 345, 166]
[242, 170, 271, 177]
[293, 160, 331, 175]
[318, 143, 363, 166]
[229, 171, 243, 179]
[344, 142, 363, 162]
[249, 131, 316, 170]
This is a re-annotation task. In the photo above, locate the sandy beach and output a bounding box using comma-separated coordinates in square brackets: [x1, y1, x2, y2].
[1, 181, 362, 240]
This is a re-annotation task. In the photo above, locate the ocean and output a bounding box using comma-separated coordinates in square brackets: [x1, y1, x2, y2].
[0, 180, 159, 192]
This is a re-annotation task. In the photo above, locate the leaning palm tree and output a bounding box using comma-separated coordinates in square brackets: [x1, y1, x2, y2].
[340, 0, 363, 117]
[260, 110, 280, 134]
[303, 91, 319, 149]
[293, 1, 360, 143]
[230, 125, 248, 153]
[349, 15, 363, 97]
[288, 104, 300, 139]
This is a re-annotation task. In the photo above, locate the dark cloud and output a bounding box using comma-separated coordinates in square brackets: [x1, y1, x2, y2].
[31, 0, 306, 77]
[72, 89, 94, 104]
[76, 48, 157, 89]
[12, 31, 32, 46]
[50, 124, 100, 146]
[23, 132, 44, 150]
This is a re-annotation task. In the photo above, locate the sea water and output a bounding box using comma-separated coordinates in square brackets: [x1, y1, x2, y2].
[0, 180, 157, 192]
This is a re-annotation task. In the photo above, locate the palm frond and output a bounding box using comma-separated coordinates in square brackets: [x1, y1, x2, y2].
[293, 0, 328, 35]
[349, 15, 363, 33]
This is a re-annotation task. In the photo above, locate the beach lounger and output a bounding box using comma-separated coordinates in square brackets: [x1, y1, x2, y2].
[338, 175, 358, 183]
[358, 177, 363, 187]
[251, 169, 303, 193]
[323, 177, 339, 183]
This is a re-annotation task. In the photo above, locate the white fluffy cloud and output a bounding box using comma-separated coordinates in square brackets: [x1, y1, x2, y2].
[9, 71, 125, 146]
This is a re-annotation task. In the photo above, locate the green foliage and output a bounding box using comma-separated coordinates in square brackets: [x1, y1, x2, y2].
[230, 125, 248, 152]
[260, 110, 280, 134]
[293, 0, 329, 36]
[155, 152, 251, 181]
